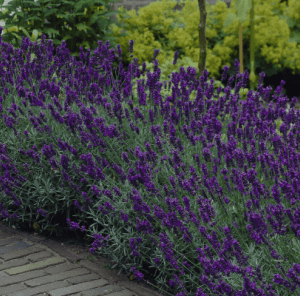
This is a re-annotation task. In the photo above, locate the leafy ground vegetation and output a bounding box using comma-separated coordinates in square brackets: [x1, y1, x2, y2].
[0, 30, 300, 296]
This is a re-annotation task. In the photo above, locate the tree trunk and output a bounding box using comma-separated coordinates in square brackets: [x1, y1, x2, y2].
[196, 0, 207, 81]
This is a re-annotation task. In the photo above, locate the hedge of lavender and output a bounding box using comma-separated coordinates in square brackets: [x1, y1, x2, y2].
[0, 28, 300, 296]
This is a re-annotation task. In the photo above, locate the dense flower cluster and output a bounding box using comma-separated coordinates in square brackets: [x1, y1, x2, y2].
[0, 27, 300, 296]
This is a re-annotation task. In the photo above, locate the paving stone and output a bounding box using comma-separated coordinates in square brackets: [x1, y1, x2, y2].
[0, 221, 171, 296]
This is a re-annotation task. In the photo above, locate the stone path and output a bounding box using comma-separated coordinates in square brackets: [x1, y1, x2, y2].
[0, 221, 170, 296]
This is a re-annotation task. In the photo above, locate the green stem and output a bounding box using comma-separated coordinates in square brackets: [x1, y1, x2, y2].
[249, 0, 256, 90]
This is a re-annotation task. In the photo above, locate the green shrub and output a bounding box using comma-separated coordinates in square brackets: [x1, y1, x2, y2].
[0, 0, 129, 62]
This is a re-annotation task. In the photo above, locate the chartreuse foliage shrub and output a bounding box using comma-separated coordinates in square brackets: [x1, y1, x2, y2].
[1, 26, 300, 295]
[106, 0, 300, 105]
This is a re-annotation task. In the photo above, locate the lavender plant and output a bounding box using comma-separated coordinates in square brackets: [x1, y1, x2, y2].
[0, 28, 300, 296]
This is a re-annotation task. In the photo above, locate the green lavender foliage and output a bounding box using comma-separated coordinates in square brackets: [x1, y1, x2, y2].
[0, 32, 300, 295]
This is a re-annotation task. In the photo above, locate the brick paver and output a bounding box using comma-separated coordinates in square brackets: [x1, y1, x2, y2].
[0, 223, 169, 296]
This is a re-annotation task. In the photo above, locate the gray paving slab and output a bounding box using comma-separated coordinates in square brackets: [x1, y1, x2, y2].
[0, 220, 171, 296]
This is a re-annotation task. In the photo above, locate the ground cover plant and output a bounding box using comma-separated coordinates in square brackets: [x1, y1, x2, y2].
[1, 29, 300, 296]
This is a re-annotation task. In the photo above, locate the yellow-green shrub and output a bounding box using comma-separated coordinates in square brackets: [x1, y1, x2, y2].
[107, 0, 300, 104]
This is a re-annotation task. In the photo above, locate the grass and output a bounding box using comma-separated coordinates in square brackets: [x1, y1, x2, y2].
[1, 34, 300, 296]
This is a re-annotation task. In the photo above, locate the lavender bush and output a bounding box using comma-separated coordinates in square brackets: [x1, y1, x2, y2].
[0, 27, 300, 296]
